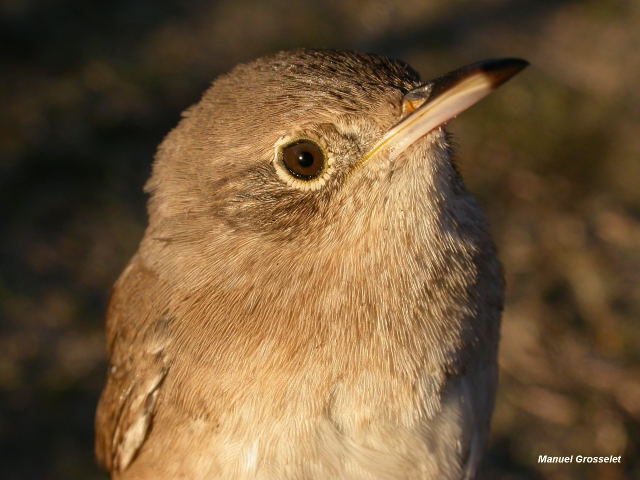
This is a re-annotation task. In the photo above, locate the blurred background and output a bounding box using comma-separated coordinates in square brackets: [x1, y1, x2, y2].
[1, 0, 639, 478]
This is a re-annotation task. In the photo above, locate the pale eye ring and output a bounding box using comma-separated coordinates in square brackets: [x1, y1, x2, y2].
[281, 140, 325, 180]
[274, 137, 333, 191]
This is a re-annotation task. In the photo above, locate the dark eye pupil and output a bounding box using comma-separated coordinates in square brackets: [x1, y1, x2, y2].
[297, 151, 314, 168]
[281, 140, 325, 180]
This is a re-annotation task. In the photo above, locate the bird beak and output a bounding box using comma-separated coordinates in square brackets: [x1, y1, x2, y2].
[360, 58, 529, 165]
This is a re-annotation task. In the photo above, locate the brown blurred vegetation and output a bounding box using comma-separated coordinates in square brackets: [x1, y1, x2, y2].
[1, 0, 638, 479]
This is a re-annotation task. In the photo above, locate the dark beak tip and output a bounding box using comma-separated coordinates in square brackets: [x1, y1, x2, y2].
[481, 58, 530, 88]
[424, 58, 530, 99]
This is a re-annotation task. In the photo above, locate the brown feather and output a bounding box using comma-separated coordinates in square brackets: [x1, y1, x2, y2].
[95, 49, 505, 479]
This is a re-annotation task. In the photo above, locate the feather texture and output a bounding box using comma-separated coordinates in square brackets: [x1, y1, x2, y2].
[95, 50, 505, 479]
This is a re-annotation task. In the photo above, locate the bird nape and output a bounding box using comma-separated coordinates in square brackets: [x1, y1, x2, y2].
[95, 49, 527, 480]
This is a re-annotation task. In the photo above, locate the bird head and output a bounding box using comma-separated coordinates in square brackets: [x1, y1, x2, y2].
[138, 50, 524, 347]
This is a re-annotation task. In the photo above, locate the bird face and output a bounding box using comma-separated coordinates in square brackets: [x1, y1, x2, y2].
[140, 51, 524, 303]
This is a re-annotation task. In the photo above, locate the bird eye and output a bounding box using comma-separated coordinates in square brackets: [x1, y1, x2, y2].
[280, 140, 325, 180]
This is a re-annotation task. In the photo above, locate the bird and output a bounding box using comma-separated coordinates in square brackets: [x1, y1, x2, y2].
[95, 49, 527, 480]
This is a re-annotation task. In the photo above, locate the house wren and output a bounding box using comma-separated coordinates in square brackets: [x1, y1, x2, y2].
[95, 50, 527, 479]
